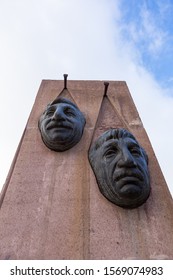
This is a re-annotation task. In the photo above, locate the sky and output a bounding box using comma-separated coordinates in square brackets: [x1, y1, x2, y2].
[0, 0, 173, 196]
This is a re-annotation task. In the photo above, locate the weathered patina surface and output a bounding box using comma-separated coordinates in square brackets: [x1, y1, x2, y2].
[39, 96, 85, 152]
[89, 128, 150, 208]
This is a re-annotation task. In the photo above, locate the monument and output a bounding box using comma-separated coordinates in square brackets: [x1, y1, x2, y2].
[0, 76, 173, 259]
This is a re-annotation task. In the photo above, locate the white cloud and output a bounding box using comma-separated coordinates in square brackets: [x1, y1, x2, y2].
[120, 0, 172, 59]
[140, 5, 167, 55]
[0, 0, 173, 196]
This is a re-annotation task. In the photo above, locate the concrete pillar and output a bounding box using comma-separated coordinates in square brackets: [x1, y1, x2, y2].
[0, 80, 173, 259]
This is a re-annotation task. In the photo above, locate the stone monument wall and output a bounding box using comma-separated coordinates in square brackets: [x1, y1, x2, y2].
[0, 80, 173, 259]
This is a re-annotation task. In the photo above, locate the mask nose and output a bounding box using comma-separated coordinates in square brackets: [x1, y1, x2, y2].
[117, 148, 137, 168]
[51, 107, 66, 121]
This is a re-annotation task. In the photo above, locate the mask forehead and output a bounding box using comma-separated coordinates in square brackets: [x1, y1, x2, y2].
[47, 102, 77, 111]
[97, 137, 139, 153]
[123, 137, 139, 146]
[101, 138, 119, 150]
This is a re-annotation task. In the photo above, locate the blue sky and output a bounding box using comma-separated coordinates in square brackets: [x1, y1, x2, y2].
[0, 0, 173, 196]
[120, 0, 173, 89]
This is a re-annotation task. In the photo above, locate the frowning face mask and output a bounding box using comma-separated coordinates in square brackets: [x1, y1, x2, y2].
[89, 128, 150, 208]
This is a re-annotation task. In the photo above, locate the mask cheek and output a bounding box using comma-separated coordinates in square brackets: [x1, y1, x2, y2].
[107, 160, 117, 180]
[138, 162, 149, 179]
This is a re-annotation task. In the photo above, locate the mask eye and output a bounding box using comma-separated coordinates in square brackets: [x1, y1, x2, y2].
[129, 146, 141, 156]
[104, 149, 117, 159]
[64, 108, 76, 117]
[45, 109, 55, 117]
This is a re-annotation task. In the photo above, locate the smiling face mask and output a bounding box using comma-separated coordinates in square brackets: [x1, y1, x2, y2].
[39, 97, 86, 152]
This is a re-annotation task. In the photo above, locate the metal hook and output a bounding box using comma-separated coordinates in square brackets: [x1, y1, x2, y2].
[104, 82, 109, 96]
[63, 74, 68, 89]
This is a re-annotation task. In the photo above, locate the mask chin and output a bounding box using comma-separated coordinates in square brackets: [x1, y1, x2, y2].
[118, 184, 142, 199]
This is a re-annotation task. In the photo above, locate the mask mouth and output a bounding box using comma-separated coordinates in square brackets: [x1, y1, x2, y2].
[46, 121, 72, 130]
[113, 168, 144, 183]
[115, 177, 142, 195]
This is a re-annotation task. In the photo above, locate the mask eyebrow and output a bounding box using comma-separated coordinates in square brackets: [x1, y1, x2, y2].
[44, 105, 56, 116]
[124, 138, 139, 147]
[64, 105, 76, 111]
[102, 139, 119, 151]
[127, 142, 140, 149]
[125, 139, 142, 155]
[46, 104, 57, 111]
